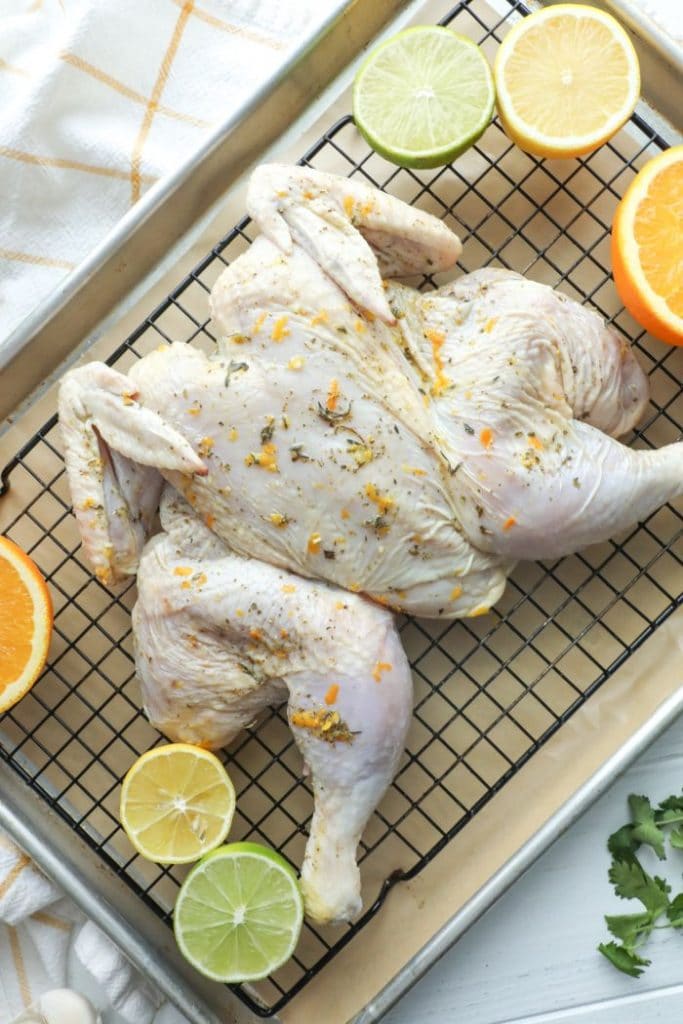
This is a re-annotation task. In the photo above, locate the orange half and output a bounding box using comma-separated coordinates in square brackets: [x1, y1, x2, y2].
[612, 146, 683, 345]
[0, 536, 53, 713]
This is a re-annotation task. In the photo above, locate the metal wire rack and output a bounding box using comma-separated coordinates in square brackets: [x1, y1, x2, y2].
[1, 0, 682, 1016]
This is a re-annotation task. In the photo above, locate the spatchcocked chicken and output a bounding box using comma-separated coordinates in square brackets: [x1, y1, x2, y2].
[59, 165, 682, 924]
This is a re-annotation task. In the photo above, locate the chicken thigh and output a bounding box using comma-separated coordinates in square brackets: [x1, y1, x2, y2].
[134, 489, 412, 924]
[58, 163, 683, 924]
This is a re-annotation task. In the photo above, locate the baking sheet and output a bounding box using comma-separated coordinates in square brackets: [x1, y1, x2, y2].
[1, 0, 682, 1020]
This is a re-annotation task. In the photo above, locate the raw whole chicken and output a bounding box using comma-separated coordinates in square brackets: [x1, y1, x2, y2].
[58, 164, 683, 924]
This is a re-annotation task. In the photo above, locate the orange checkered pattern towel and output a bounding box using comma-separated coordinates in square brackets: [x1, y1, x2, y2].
[0, 0, 332, 351]
[0, 827, 187, 1023]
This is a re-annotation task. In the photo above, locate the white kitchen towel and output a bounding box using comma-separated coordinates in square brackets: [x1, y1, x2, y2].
[0, 833, 61, 924]
[70, 921, 162, 1024]
[0, 0, 336, 351]
[0, 827, 187, 1024]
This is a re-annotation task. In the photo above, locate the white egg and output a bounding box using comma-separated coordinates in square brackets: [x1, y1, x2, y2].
[12, 988, 100, 1024]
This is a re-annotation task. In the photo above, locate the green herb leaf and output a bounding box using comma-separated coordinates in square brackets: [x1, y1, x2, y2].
[657, 809, 683, 827]
[666, 892, 683, 927]
[598, 941, 650, 977]
[629, 795, 667, 859]
[604, 911, 652, 949]
[224, 360, 248, 388]
[654, 875, 672, 899]
[657, 793, 683, 813]
[669, 828, 683, 849]
[599, 791, 683, 979]
[608, 858, 670, 917]
[607, 823, 638, 861]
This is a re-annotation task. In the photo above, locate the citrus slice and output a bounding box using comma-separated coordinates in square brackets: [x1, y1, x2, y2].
[612, 145, 683, 346]
[174, 842, 304, 982]
[494, 4, 640, 159]
[120, 744, 236, 864]
[353, 25, 494, 169]
[0, 536, 52, 713]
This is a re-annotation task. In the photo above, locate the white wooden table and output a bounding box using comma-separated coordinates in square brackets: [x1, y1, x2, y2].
[384, 715, 683, 1024]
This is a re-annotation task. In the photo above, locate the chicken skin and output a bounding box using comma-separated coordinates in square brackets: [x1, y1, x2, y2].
[58, 164, 682, 923]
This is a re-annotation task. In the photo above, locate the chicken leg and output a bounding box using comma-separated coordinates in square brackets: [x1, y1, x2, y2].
[390, 267, 677, 559]
[133, 490, 413, 923]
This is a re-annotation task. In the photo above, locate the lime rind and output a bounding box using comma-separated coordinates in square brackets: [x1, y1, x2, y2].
[353, 25, 495, 169]
[174, 843, 304, 982]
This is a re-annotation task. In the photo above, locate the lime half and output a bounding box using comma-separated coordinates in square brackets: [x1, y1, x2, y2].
[353, 25, 495, 169]
[174, 842, 304, 982]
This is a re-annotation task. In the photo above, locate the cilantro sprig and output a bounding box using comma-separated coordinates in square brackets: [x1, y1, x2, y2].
[598, 792, 683, 976]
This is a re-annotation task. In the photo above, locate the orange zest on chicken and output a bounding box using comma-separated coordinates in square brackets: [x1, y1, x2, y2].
[365, 483, 394, 515]
[245, 443, 278, 472]
[326, 379, 340, 412]
[425, 328, 451, 395]
[324, 683, 340, 705]
[271, 315, 290, 342]
[372, 661, 392, 683]
[252, 311, 267, 334]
